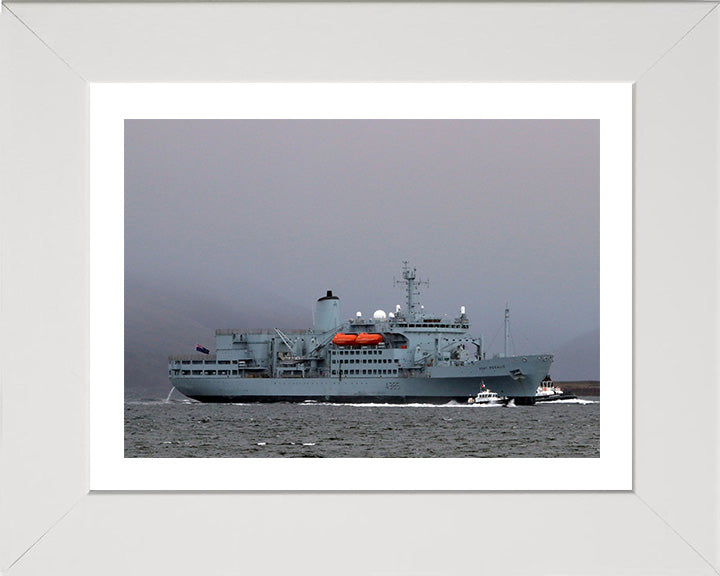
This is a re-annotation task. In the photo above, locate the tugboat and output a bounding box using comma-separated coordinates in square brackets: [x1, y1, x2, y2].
[168, 262, 554, 404]
[534, 375, 577, 403]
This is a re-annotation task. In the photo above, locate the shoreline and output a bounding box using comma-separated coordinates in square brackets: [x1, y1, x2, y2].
[555, 381, 600, 396]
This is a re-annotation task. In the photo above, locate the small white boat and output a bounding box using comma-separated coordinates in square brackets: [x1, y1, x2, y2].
[468, 384, 505, 405]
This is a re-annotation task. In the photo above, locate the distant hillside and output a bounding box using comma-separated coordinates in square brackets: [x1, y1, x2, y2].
[124, 278, 309, 399]
[555, 381, 600, 396]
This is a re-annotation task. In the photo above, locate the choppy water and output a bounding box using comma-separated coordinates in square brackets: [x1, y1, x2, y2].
[125, 396, 599, 458]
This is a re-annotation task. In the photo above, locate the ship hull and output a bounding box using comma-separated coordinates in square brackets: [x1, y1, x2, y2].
[177, 395, 477, 404]
[534, 392, 577, 403]
[171, 355, 552, 404]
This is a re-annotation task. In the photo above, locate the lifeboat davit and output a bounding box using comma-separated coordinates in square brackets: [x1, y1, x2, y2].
[332, 333, 358, 346]
[356, 333, 383, 346]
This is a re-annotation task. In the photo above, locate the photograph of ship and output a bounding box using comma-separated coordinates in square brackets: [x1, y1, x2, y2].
[125, 119, 600, 458]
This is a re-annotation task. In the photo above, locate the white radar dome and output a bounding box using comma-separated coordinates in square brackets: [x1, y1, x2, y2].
[373, 310, 387, 320]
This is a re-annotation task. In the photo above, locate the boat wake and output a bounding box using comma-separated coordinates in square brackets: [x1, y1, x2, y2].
[299, 401, 511, 408]
[129, 397, 596, 408]
[537, 398, 597, 405]
[126, 398, 198, 405]
[301, 401, 469, 408]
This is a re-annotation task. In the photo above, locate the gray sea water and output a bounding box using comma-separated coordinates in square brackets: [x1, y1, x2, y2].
[125, 397, 599, 458]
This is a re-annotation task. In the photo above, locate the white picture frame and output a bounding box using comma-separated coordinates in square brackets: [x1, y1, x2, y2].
[2, 2, 719, 575]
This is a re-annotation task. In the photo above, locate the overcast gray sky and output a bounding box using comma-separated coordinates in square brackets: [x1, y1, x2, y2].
[125, 119, 599, 386]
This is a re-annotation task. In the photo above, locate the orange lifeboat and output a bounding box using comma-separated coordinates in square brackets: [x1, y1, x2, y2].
[356, 333, 383, 346]
[332, 333, 358, 346]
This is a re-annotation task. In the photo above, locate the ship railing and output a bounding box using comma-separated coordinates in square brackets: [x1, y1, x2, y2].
[216, 328, 308, 336]
[169, 354, 218, 362]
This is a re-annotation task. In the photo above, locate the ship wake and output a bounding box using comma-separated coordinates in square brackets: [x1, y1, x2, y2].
[537, 398, 597, 405]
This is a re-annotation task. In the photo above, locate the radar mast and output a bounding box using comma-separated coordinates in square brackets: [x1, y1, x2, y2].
[394, 261, 429, 319]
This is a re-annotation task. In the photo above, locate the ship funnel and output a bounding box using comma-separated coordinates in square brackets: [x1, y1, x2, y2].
[313, 290, 340, 333]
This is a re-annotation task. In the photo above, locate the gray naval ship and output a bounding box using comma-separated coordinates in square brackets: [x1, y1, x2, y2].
[169, 263, 553, 405]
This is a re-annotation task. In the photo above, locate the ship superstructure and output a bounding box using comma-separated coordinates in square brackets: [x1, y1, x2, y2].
[169, 262, 553, 404]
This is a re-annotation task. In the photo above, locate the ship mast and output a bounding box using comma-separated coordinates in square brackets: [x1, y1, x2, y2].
[394, 261, 429, 319]
[504, 304, 510, 357]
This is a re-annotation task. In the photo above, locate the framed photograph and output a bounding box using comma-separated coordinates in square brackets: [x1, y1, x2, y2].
[2, 2, 718, 575]
[91, 82, 630, 490]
